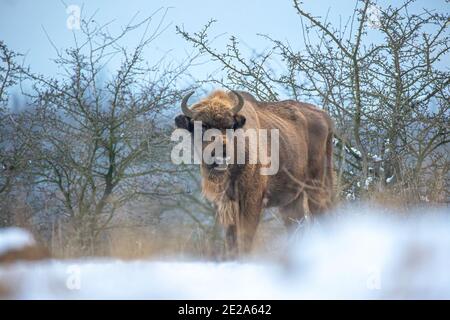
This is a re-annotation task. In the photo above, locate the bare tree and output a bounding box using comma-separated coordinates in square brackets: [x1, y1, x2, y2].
[19, 11, 194, 253]
[0, 41, 23, 197]
[0, 42, 37, 227]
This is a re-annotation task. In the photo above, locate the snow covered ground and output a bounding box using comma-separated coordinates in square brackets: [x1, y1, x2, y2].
[0, 205, 449, 299]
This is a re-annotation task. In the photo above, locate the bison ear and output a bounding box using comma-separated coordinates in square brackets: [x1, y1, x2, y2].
[175, 114, 193, 132]
[233, 114, 246, 129]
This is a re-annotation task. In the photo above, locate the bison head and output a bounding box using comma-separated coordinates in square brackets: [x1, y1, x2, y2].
[175, 90, 247, 176]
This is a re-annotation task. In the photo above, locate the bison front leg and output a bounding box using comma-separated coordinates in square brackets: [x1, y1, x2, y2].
[225, 225, 238, 259]
[237, 200, 262, 255]
[218, 186, 263, 257]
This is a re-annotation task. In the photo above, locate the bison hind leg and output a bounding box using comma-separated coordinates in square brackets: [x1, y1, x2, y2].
[279, 192, 309, 232]
[307, 178, 333, 217]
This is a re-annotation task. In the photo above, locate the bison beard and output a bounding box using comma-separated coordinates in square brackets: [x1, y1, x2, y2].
[175, 90, 334, 257]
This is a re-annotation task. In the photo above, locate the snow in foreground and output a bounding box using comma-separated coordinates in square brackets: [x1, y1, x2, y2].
[0, 206, 449, 299]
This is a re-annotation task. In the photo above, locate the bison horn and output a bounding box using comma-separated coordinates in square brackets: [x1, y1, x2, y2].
[180, 91, 196, 118]
[231, 90, 244, 114]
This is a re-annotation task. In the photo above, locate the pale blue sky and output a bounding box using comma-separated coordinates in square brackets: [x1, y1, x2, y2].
[0, 0, 448, 87]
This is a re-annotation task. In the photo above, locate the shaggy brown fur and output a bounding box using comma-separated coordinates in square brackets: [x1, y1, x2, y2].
[175, 90, 334, 256]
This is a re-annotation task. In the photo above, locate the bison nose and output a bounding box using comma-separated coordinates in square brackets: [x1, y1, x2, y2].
[210, 144, 228, 159]
[207, 144, 230, 170]
[206, 162, 218, 169]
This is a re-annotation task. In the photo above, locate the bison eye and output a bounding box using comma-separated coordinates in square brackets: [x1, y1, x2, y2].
[233, 114, 246, 129]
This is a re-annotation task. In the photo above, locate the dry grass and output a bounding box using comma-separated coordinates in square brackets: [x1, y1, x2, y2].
[18, 173, 448, 261]
[42, 213, 289, 261]
[47, 222, 225, 260]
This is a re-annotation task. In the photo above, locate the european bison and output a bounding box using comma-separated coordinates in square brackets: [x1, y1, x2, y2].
[175, 90, 334, 256]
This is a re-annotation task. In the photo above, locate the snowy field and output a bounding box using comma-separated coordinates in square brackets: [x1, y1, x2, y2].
[0, 206, 449, 299]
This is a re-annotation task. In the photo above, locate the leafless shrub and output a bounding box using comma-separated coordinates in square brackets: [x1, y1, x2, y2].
[14, 10, 198, 254]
